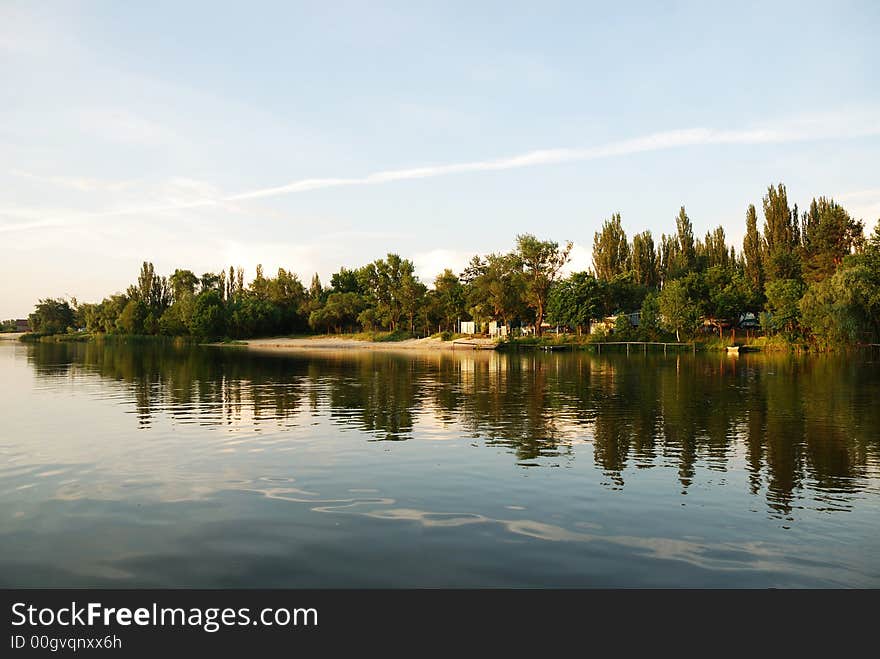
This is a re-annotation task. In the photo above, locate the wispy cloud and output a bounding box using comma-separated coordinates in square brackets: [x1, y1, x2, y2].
[225, 110, 880, 202]
[3, 109, 878, 234]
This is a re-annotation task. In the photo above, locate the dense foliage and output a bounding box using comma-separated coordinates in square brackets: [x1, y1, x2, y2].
[25, 183, 880, 348]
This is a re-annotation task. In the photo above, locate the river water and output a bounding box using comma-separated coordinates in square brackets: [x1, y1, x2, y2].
[1, 340, 878, 587]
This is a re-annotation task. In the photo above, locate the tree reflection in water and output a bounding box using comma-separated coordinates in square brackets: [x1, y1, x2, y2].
[28, 341, 880, 519]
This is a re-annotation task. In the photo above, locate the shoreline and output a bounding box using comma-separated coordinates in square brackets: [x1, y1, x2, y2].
[9, 332, 866, 354]
[220, 336, 501, 352]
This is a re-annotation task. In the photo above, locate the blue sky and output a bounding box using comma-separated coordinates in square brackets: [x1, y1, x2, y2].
[2, 0, 879, 317]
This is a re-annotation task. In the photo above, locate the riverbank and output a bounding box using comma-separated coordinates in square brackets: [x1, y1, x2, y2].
[501, 334, 798, 352]
[226, 335, 501, 351]
[15, 330, 858, 354]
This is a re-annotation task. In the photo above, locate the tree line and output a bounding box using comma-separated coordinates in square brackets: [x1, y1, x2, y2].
[27, 182, 880, 348]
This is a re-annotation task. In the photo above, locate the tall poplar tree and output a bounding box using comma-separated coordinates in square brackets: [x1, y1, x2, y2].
[742, 204, 764, 302]
[592, 213, 630, 281]
[665, 206, 695, 279]
[698, 226, 729, 269]
[630, 230, 658, 288]
[657, 233, 675, 285]
[762, 183, 799, 281]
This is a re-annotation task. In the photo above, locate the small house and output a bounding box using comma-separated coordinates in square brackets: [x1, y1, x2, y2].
[736, 312, 760, 329]
[488, 321, 508, 338]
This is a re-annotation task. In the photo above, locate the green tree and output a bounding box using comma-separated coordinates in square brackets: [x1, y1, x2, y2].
[98, 295, 128, 333]
[169, 269, 199, 301]
[249, 265, 269, 299]
[515, 233, 572, 336]
[800, 276, 854, 348]
[638, 292, 661, 340]
[667, 206, 696, 278]
[742, 204, 764, 305]
[657, 233, 675, 285]
[29, 298, 76, 334]
[309, 292, 366, 334]
[433, 269, 466, 331]
[358, 254, 422, 331]
[189, 290, 226, 339]
[546, 271, 604, 333]
[268, 268, 308, 332]
[465, 253, 527, 328]
[630, 230, 658, 288]
[602, 272, 646, 317]
[309, 273, 325, 301]
[800, 197, 864, 284]
[399, 270, 427, 333]
[158, 303, 190, 336]
[75, 302, 100, 333]
[613, 313, 634, 340]
[658, 279, 698, 341]
[162, 268, 198, 335]
[228, 295, 281, 338]
[763, 183, 800, 281]
[703, 266, 749, 339]
[592, 213, 630, 281]
[128, 262, 170, 322]
[330, 267, 362, 294]
[116, 299, 146, 335]
[801, 221, 880, 346]
[697, 226, 730, 270]
[764, 278, 804, 339]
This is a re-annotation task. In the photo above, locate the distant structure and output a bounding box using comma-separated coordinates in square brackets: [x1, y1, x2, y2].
[589, 312, 640, 335]
[15, 319, 30, 332]
[737, 312, 760, 329]
[460, 321, 476, 335]
[488, 321, 508, 338]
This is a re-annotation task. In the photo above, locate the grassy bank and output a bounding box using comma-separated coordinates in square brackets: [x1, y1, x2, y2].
[19, 331, 93, 343]
[18, 332, 203, 346]
[500, 333, 804, 353]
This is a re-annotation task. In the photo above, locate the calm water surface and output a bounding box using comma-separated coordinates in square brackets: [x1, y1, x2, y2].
[1, 340, 879, 587]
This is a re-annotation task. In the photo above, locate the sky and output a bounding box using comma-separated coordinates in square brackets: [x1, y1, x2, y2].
[2, 0, 879, 318]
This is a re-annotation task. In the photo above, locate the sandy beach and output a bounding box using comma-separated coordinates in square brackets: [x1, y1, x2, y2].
[0, 333, 25, 341]
[235, 336, 500, 351]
